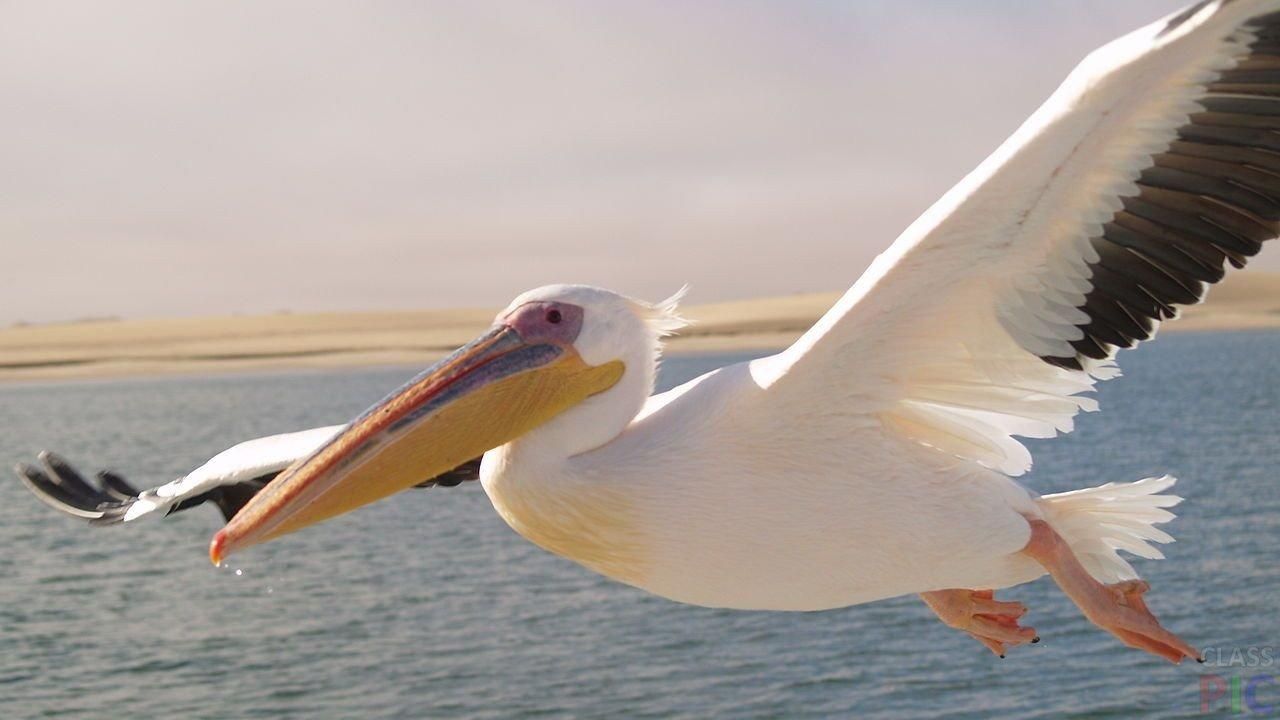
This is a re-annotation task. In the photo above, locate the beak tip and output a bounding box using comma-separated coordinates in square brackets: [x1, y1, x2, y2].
[209, 529, 228, 567]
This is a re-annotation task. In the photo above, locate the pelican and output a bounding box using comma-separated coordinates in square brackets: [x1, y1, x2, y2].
[19, 0, 1280, 664]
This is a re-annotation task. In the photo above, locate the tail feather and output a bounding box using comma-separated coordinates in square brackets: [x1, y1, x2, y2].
[1038, 475, 1182, 583]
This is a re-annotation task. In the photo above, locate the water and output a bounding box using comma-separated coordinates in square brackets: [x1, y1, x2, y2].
[0, 334, 1277, 719]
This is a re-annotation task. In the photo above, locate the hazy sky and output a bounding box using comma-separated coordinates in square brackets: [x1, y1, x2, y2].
[4, 1, 1276, 323]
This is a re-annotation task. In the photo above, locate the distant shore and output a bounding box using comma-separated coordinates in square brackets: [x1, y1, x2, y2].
[2, 272, 1278, 384]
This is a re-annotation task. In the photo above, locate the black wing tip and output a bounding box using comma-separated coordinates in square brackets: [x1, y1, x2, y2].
[15, 457, 51, 491]
[14, 452, 141, 524]
[38, 450, 83, 479]
[97, 470, 141, 500]
[15, 458, 106, 520]
[1041, 354, 1085, 372]
[17, 453, 252, 525]
[86, 498, 136, 526]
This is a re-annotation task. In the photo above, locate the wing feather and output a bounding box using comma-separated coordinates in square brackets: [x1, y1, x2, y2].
[763, 0, 1280, 475]
[16, 424, 485, 528]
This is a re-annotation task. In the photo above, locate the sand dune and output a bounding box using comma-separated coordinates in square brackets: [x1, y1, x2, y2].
[2, 272, 1277, 383]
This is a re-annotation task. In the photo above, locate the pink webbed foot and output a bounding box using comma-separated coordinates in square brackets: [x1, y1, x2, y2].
[1093, 579, 1200, 664]
[1022, 518, 1200, 665]
[921, 588, 1039, 658]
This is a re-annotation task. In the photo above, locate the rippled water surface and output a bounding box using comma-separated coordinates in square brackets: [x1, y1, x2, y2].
[1, 333, 1278, 719]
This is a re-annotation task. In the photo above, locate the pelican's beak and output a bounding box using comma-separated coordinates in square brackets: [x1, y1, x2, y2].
[209, 323, 623, 565]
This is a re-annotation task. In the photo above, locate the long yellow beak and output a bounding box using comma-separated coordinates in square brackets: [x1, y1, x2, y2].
[209, 324, 624, 565]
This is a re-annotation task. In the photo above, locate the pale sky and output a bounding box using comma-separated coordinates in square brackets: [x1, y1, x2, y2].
[3, 1, 1276, 324]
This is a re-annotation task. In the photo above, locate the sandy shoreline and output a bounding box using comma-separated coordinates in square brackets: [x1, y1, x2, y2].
[2, 273, 1277, 384]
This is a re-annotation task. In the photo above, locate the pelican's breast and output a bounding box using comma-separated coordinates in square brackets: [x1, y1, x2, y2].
[482, 462, 649, 587]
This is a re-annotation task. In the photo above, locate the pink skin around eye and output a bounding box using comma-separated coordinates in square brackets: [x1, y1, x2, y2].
[503, 302, 584, 345]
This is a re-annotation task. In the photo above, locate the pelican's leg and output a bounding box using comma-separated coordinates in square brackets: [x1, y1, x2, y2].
[1020, 518, 1200, 664]
[920, 588, 1038, 658]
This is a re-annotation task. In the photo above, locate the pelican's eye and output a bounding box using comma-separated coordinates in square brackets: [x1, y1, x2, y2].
[505, 301, 584, 344]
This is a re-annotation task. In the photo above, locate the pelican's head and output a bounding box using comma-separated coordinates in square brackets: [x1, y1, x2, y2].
[209, 284, 686, 565]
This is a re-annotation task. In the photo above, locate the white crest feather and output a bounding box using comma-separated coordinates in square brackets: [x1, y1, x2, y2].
[635, 285, 690, 338]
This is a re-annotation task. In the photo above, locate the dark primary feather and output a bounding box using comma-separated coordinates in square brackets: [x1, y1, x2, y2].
[15, 452, 482, 526]
[1042, 9, 1280, 371]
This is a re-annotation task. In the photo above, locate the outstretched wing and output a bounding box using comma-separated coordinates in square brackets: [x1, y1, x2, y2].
[765, 1, 1280, 475]
[17, 450, 277, 524]
[16, 425, 482, 526]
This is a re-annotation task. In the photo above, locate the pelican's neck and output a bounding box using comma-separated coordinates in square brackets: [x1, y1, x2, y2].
[494, 343, 658, 470]
[479, 339, 660, 585]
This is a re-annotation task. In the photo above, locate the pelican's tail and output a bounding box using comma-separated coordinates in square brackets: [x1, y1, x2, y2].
[1036, 475, 1182, 584]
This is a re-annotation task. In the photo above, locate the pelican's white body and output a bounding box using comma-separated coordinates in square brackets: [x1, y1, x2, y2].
[485, 356, 1044, 611]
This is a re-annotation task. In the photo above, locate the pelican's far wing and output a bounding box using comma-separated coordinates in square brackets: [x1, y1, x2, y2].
[765, 1, 1280, 475]
[17, 425, 484, 527]
[17, 426, 347, 524]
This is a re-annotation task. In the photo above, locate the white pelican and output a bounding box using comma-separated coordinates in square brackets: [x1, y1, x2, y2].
[18, 0, 1280, 664]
